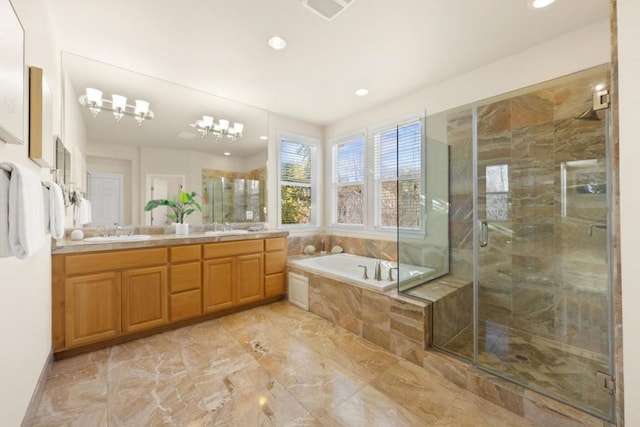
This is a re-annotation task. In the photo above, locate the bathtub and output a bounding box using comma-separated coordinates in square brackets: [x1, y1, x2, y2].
[289, 253, 435, 292]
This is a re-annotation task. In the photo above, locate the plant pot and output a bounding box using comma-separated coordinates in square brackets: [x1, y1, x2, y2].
[175, 223, 189, 235]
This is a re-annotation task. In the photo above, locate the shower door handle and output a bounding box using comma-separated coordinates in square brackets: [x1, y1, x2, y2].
[480, 221, 489, 247]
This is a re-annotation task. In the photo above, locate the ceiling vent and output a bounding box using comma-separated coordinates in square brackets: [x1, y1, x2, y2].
[301, 0, 354, 21]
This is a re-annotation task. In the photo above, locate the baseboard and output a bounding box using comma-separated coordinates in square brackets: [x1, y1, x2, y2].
[21, 349, 53, 426]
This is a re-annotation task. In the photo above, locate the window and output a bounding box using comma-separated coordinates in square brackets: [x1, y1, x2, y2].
[486, 164, 509, 221]
[278, 133, 319, 228]
[332, 134, 365, 225]
[329, 116, 424, 234]
[373, 119, 423, 230]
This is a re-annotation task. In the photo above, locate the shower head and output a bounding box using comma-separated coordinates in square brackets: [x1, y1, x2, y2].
[575, 105, 601, 121]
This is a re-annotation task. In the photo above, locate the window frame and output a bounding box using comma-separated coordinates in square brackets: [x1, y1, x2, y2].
[328, 114, 426, 237]
[277, 131, 321, 230]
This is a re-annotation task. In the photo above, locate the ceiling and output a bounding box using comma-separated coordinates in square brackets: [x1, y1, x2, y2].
[47, 0, 609, 127]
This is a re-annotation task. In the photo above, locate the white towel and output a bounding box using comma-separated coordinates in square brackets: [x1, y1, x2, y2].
[45, 182, 65, 239]
[74, 198, 92, 225]
[0, 162, 46, 259]
[0, 170, 11, 257]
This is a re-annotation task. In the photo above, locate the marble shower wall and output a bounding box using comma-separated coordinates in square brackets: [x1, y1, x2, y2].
[470, 65, 611, 354]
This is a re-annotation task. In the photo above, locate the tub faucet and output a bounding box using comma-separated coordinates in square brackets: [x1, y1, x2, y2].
[388, 267, 399, 281]
[374, 260, 382, 281]
[358, 265, 369, 280]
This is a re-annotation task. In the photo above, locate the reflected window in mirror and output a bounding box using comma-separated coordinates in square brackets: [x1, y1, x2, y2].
[278, 132, 320, 229]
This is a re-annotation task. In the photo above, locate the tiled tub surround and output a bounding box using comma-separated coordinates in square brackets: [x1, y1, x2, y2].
[288, 262, 431, 365]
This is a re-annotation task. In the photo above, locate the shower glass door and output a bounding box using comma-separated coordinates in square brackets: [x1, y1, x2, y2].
[474, 65, 614, 420]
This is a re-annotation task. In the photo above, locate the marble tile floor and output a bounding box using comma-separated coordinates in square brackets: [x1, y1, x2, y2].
[31, 301, 536, 426]
[441, 320, 611, 418]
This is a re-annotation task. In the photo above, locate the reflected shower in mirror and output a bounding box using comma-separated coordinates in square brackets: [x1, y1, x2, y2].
[61, 52, 270, 227]
[202, 167, 266, 223]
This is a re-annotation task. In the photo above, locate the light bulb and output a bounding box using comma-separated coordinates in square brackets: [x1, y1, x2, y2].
[233, 123, 244, 135]
[86, 88, 103, 104]
[135, 100, 149, 115]
[112, 94, 127, 110]
[219, 119, 229, 131]
[202, 115, 214, 127]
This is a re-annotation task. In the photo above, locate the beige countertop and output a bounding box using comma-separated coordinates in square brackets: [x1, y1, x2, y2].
[52, 230, 289, 254]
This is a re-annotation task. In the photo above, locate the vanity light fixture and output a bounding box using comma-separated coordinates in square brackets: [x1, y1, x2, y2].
[79, 87, 154, 126]
[190, 115, 244, 142]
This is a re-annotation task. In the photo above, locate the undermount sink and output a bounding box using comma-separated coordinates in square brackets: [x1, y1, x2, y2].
[204, 230, 249, 236]
[83, 234, 152, 243]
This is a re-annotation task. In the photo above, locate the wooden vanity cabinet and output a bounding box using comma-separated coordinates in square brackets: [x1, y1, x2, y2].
[64, 272, 121, 348]
[203, 240, 264, 313]
[53, 247, 168, 351]
[53, 235, 287, 355]
[264, 237, 287, 297]
[122, 266, 168, 333]
[169, 245, 202, 322]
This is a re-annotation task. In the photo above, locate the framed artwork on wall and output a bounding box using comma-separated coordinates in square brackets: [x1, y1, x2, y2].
[29, 66, 54, 167]
[0, 0, 26, 145]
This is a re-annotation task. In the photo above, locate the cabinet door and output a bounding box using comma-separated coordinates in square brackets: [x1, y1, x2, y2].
[236, 253, 263, 305]
[203, 257, 235, 312]
[122, 266, 168, 333]
[65, 272, 121, 348]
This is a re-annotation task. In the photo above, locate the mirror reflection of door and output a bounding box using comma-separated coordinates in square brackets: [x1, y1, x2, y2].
[88, 172, 123, 227]
[146, 174, 185, 225]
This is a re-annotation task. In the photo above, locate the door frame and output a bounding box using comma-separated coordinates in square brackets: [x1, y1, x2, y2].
[144, 173, 186, 225]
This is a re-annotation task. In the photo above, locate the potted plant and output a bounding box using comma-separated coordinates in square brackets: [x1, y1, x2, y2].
[144, 190, 202, 235]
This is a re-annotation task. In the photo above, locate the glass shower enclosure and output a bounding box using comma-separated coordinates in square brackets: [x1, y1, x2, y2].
[398, 64, 614, 421]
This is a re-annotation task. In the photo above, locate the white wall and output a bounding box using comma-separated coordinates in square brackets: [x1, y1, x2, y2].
[0, 0, 59, 424]
[266, 113, 325, 231]
[617, 0, 640, 424]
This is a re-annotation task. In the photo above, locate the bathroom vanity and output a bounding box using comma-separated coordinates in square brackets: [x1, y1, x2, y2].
[51, 231, 287, 357]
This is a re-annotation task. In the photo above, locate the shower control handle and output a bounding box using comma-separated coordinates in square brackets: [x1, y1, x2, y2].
[480, 221, 489, 247]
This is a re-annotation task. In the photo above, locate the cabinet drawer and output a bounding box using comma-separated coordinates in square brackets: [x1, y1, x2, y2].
[170, 289, 202, 322]
[265, 250, 285, 275]
[265, 273, 286, 297]
[170, 262, 201, 293]
[265, 237, 286, 252]
[203, 240, 263, 259]
[171, 245, 201, 263]
[65, 248, 168, 275]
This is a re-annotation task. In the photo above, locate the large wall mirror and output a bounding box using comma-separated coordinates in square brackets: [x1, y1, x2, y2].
[61, 52, 269, 227]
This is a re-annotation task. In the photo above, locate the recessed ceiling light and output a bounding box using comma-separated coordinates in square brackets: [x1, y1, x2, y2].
[355, 88, 369, 96]
[259, 135, 268, 140]
[268, 36, 287, 50]
[529, 0, 556, 8]
[224, 152, 231, 156]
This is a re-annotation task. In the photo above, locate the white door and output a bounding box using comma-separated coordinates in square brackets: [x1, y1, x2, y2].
[88, 172, 123, 227]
